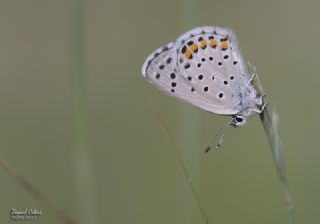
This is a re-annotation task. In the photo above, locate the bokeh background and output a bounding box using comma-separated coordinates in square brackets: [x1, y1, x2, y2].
[0, 0, 319, 223]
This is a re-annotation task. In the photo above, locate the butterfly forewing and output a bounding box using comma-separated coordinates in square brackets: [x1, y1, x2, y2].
[173, 27, 252, 115]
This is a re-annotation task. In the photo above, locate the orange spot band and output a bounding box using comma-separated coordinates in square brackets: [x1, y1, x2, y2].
[221, 41, 229, 50]
[190, 43, 198, 52]
[200, 40, 207, 49]
[184, 49, 193, 59]
[209, 39, 217, 47]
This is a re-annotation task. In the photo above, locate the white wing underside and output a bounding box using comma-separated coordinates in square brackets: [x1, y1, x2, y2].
[142, 26, 252, 115]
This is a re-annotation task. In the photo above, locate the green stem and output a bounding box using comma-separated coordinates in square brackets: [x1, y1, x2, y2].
[260, 103, 296, 224]
[178, 1, 204, 223]
[151, 101, 209, 224]
[69, 1, 99, 223]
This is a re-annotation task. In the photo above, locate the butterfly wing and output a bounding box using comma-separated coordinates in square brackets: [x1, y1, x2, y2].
[142, 42, 238, 114]
[174, 26, 254, 114]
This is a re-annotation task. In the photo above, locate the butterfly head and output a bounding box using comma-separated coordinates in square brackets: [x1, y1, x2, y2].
[231, 115, 247, 127]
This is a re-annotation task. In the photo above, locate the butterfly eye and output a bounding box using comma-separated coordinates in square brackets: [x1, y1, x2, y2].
[233, 116, 247, 127]
[235, 117, 243, 123]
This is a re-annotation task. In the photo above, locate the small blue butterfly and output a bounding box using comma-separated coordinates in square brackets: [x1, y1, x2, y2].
[142, 26, 266, 150]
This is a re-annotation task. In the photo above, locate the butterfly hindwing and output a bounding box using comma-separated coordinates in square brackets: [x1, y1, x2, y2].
[142, 43, 237, 114]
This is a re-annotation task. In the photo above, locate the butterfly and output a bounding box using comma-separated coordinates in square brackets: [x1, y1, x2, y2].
[141, 26, 266, 151]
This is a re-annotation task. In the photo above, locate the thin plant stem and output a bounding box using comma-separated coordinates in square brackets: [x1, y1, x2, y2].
[150, 100, 209, 224]
[251, 62, 296, 223]
[69, 0, 99, 223]
[178, 1, 203, 223]
[260, 107, 296, 224]
[0, 155, 78, 224]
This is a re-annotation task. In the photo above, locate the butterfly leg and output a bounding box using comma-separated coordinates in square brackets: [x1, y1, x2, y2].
[247, 62, 265, 95]
[245, 72, 256, 88]
[253, 73, 264, 95]
[249, 67, 266, 106]
[255, 94, 267, 105]
[244, 69, 263, 94]
[241, 72, 257, 96]
[246, 61, 257, 84]
[252, 101, 268, 114]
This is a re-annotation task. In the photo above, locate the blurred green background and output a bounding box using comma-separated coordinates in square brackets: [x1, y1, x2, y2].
[0, 0, 319, 223]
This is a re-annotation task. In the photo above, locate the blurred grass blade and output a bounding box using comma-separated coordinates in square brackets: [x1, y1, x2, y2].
[69, 0, 99, 223]
[178, 1, 202, 223]
[0, 155, 78, 224]
[260, 107, 295, 224]
[150, 99, 209, 224]
[251, 62, 295, 224]
[249, 63, 295, 223]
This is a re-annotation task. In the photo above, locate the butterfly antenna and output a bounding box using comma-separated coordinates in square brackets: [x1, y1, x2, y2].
[205, 117, 235, 153]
